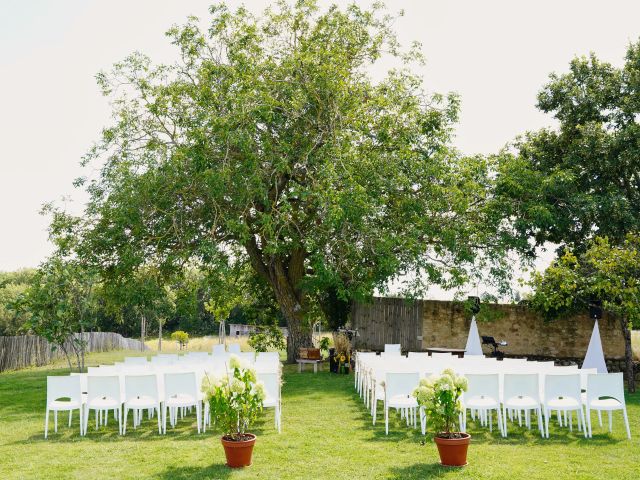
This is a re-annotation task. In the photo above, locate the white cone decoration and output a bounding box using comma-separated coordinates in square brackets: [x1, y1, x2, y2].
[583, 319, 608, 373]
[465, 316, 483, 356]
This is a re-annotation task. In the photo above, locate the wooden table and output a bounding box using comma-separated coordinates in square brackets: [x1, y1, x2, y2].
[296, 358, 323, 373]
[425, 347, 466, 358]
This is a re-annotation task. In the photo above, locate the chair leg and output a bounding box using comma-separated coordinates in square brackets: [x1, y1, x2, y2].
[44, 409, 49, 439]
[157, 405, 162, 434]
[587, 407, 592, 438]
[54, 410, 58, 433]
[123, 407, 128, 435]
[598, 410, 602, 427]
[69, 410, 72, 428]
[608, 411, 613, 433]
[623, 407, 631, 439]
[579, 407, 587, 438]
[537, 407, 544, 437]
[163, 404, 167, 434]
[385, 405, 389, 435]
[545, 409, 550, 438]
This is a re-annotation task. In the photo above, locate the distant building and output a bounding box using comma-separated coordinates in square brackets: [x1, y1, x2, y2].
[227, 323, 288, 338]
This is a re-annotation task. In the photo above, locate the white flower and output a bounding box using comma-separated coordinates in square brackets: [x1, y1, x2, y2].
[230, 377, 246, 394]
[229, 354, 247, 371]
[253, 381, 266, 401]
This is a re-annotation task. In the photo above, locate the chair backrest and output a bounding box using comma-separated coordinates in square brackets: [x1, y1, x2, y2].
[256, 352, 280, 363]
[228, 344, 242, 354]
[503, 373, 540, 403]
[87, 375, 121, 404]
[385, 372, 420, 399]
[384, 344, 401, 354]
[587, 372, 625, 405]
[430, 352, 455, 360]
[238, 351, 256, 364]
[47, 375, 82, 404]
[407, 352, 429, 361]
[124, 356, 148, 365]
[258, 372, 280, 401]
[579, 368, 598, 390]
[124, 374, 159, 402]
[212, 344, 226, 355]
[164, 372, 197, 400]
[151, 355, 174, 366]
[544, 374, 581, 404]
[465, 373, 500, 402]
[185, 352, 210, 363]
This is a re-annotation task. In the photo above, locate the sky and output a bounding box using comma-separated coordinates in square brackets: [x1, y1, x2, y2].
[1, 0, 639, 295]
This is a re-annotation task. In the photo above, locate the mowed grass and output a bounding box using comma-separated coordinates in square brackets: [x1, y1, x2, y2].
[1, 351, 639, 480]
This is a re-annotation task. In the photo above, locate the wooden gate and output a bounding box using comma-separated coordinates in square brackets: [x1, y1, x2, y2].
[351, 297, 423, 352]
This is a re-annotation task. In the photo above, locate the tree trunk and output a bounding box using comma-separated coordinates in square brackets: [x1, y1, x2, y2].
[158, 319, 162, 352]
[621, 316, 635, 393]
[141, 314, 146, 352]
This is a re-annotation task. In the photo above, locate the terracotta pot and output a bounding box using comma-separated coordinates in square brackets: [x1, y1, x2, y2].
[221, 433, 256, 468]
[434, 433, 471, 467]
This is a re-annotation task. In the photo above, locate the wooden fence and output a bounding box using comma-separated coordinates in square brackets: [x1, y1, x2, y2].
[351, 297, 423, 352]
[0, 332, 149, 372]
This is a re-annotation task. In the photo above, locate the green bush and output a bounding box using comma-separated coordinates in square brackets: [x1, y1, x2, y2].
[170, 330, 189, 348]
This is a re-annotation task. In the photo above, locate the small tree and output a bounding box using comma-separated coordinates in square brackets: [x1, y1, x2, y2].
[529, 234, 640, 391]
[19, 258, 98, 372]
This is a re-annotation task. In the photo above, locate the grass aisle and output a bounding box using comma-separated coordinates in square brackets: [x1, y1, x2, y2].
[1, 351, 639, 479]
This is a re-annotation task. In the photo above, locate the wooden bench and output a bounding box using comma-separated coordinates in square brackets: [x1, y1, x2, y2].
[296, 358, 323, 373]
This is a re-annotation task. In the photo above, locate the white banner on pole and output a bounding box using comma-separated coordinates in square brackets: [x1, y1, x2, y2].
[465, 316, 483, 356]
[583, 319, 608, 373]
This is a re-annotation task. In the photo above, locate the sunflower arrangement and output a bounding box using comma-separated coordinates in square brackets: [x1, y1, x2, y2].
[332, 332, 351, 374]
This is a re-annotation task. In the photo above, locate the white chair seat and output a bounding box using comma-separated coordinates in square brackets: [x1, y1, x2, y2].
[165, 394, 197, 407]
[126, 396, 158, 409]
[387, 395, 418, 408]
[49, 399, 81, 410]
[88, 397, 120, 409]
[504, 395, 539, 409]
[263, 397, 278, 408]
[466, 396, 499, 409]
[547, 397, 580, 409]
[589, 398, 623, 410]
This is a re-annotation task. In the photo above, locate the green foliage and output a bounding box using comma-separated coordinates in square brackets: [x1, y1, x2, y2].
[201, 356, 266, 439]
[459, 294, 505, 323]
[413, 369, 468, 437]
[248, 324, 286, 353]
[71, 0, 526, 361]
[496, 41, 640, 251]
[18, 258, 98, 372]
[0, 269, 35, 336]
[319, 336, 331, 353]
[170, 330, 189, 347]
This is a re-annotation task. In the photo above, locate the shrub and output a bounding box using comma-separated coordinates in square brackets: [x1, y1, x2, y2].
[413, 369, 468, 438]
[170, 330, 189, 348]
[201, 355, 266, 440]
[248, 325, 285, 352]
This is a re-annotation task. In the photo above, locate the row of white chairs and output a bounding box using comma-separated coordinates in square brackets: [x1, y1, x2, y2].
[122, 350, 279, 366]
[45, 353, 283, 438]
[355, 351, 631, 439]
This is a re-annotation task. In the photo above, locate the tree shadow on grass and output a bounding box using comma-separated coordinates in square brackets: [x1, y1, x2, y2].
[157, 464, 233, 480]
[387, 462, 462, 479]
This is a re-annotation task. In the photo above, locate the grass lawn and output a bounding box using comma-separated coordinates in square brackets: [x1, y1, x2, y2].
[1, 350, 639, 480]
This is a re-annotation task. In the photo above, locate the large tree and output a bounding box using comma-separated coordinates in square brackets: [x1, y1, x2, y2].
[75, 1, 523, 361]
[496, 40, 640, 250]
[530, 234, 640, 391]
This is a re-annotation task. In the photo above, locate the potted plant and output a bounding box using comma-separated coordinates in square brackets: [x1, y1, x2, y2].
[202, 355, 266, 468]
[413, 368, 470, 467]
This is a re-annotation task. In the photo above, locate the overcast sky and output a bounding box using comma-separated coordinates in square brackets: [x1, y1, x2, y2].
[1, 1, 639, 294]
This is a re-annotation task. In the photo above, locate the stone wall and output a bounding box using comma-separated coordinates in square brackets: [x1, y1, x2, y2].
[421, 299, 625, 360]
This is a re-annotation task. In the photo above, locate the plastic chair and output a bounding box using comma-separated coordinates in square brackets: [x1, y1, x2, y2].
[163, 372, 201, 434]
[123, 374, 161, 435]
[84, 375, 122, 435]
[228, 344, 242, 354]
[586, 372, 631, 439]
[407, 352, 429, 361]
[384, 344, 401, 354]
[259, 372, 282, 433]
[237, 351, 256, 364]
[384, 372, 420, 435]
[124, 357, 148, 365]
[502, 373, 543, 437]
[44, 375, 83, 438]
[462, 373, 504, 436]
[212, 344, 226, 355]
[542, 374, 586, 438]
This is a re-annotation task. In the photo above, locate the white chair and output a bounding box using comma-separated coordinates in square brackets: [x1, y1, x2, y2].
[255, 352, 280, 373]
[212, 344, 226, 355]
[430, 352, 455, 361]
[228, 344, 242, 354]
[259, 372, 282, 433]
[542, 374, 586, 438]
[151, 355, 175, 366]
[163, 372, 202, 434]
[585, 372, 631, 439]
[384, 372, 420, 435]
[84, 375, 122, 435]
[237, 351, 256, 364]
[123, 374, 162, 435]
[124, 356, 148, 365]
[384, 344, 401, 354]
[184, 352, 210, 363]
[462, 373, 504, 436]
[44, 375, 83, 438]
[407, 352, 429, 361]
[502, 373, 543, 437]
